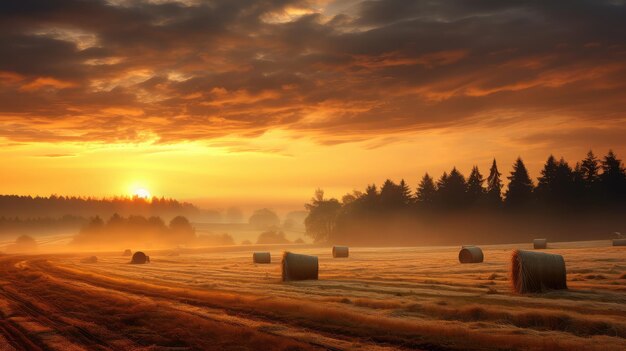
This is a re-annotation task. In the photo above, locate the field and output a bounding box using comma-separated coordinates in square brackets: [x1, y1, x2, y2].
[0, 241, 625, 350]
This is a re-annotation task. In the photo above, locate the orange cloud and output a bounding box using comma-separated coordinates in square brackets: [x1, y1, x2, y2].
[0, 0, 623, 151]
[19, 77, 76, 92]
[0, 71, 25, 84]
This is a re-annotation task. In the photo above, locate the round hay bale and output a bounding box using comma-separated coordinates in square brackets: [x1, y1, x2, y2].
[511, 250, 567, 293]
[253, 252, 271, 264]
[533, 239, 547, 249]
[332, 245, 349, 258]
[458, 246, 483, 263]
[81, 256, 98, 264]
[282, 252, 318, 281]
[131, 251, 149, 264]
[613, 239, 626, 246]
[123, 249, 132, 256]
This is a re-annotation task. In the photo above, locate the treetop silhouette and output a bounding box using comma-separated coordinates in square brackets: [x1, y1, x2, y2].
[304, 150, 626, 244]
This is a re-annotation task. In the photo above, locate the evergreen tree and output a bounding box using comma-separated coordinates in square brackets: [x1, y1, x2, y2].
[380, 179, 410, 208]
[580, 150, 600, 186]
[436, 172, 448, 192]
[554, 157, 575, 204]
[437, 167, 467, 208]
[600, 150, 626, 202]
[580, 150, 602, 203]
[364, 184, 378, 198]
[505, 157, 534, 207]
[361, 184, 379, 209]
[486, 159, 503, 205]
[467, 166, 485, 204]
[399, 179, 413, 205]
[572, 162, 586, 201]
[536, 155, 558, 203]
[416, 173, 437, 205]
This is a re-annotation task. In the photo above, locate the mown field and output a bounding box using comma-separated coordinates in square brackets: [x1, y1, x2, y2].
[0, 241, 625, 350]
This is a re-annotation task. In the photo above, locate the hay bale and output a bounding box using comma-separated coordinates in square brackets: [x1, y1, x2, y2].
[81, 256, 98, 264]
[131, 251, 149, 264]
[533, 239, 547, 249]
[332, 245, 349, 258]
[511, 250, 567, 293]
[613, 239, 626, 246]
[458, 246, 483, 263]
[123, 249, 132, 256]
[282, 252, 318, 281]
[253, 251, 271, 264]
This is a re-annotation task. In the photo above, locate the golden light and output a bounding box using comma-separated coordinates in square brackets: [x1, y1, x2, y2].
[133, 188, 151, 199]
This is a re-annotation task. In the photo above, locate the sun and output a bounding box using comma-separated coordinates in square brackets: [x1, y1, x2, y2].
[133, 188, 152, 200]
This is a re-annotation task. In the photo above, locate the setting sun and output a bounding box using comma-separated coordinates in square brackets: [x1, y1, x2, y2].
[133, 188, 151, 199]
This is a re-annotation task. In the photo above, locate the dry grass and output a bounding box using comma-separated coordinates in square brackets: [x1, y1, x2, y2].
[0, 240, 625, 350]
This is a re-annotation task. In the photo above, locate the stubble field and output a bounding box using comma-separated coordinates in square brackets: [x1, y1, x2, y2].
[0, 240, 625, 350]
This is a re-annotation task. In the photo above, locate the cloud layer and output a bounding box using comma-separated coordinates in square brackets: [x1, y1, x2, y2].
[1, 0, 625, 145]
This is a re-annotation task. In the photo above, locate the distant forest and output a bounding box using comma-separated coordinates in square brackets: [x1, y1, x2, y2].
[0, 195, 224, 236]
[0, 215, 87, 236]
[73, 214, 235, 249]
[0, 195, 200, 219]
[305, 150, 626, 246]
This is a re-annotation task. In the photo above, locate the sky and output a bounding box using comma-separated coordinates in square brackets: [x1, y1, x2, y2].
[1, 0, 625, 211]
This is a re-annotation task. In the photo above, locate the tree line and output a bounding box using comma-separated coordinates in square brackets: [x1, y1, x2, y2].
[0, 195, 201, 219]
[74, 214, 195, 246]
[305, 150, 626, 244]
[73, 214, 238, 248]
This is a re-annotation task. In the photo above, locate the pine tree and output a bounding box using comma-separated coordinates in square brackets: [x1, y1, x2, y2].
[467, 166, 485, 204]
[436, 172, 448, 193]
[364, 184, 378, 198]
[536, 155, 558, 203]
[399, 179, 413, 205]
[600, 150, 626, 202]
[361, 184, 379, 210]
[380, 179, 406, 208]
[554, 157, 575, 204]
[505, 157, 534, 207]
[416, 173, 437, 205]
[437, 167, 467, 208]
[580, 150, 602, 203]
[572, 162, 586, 201]
[486, 159, 503, 205]
[580, 150, 600, 186]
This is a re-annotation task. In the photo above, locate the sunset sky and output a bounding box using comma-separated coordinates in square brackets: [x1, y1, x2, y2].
[1, 0, 625, 211]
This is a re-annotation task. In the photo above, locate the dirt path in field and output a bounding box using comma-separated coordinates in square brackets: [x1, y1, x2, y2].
[0, 243, 625, 351]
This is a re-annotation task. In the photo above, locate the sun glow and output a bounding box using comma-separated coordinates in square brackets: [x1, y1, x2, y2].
[133, 188, 151, 199]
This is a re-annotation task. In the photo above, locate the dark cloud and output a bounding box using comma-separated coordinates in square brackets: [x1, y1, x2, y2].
[516, 127, 626, 151]
[0, 0, 624, 148]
